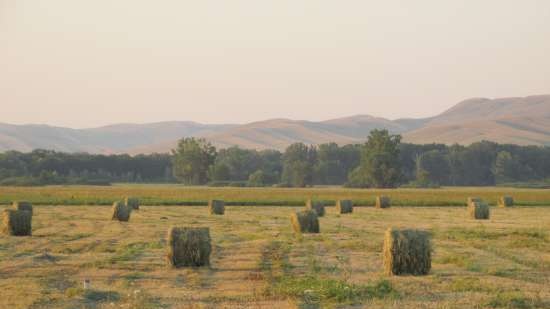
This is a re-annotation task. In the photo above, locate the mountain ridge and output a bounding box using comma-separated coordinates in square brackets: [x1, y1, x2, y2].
[1, 95, 549, 153]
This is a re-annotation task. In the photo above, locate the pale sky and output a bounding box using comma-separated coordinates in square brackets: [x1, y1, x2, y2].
[1, 1, 549, 128]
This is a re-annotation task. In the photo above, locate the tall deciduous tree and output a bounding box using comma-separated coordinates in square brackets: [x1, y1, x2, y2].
[493, 151, 525, 183]
[281, 143, 317, 187]
[416, 150, 451, 185]
[348, 129, 402, 188]
[171, 138, 216, 185]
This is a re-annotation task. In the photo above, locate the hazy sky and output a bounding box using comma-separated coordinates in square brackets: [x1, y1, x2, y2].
[1, 1, 549, 128]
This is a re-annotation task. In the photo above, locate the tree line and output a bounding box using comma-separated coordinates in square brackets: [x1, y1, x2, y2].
[1, 130, 549, 187]
[0, 150, 173, 185]
[171, 130, 550, 188]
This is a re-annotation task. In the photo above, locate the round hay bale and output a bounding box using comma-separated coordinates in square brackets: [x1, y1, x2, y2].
[2, 209, 32, 236]
[13, 201, 33, 215]
[166, 227, 211, 267]
[467, 197, 481, 206]
[336, 200, 353, 214]
[468, 201, 490, 219]
[125, 197, 140, 210]
[111, 201, 131, 222]
[498, 196, 514, 208]
[290, 210, 320, 234]
[376, 196, 391, 209]
[306, 199, 325, 217]
[209, 200, 225, 215]
[383, 228, 431, 276]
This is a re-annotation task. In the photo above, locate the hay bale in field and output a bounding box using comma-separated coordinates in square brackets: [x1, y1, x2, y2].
[468, 201, 490, 219]
[498, 196, 514, 208]
[383, 228, 431, 276]
[376, 196, 391, 209]
[209, 200, 225, 215]
[467, 197, 481, 205]
[125, 197, 140, 210]
[306, 199, 325, 217]
[336, 200, 353, 214]
[2, 209, 32, 236]
[290, 210, 320, 234]
[166, 227, 211, 267]
[13, 201, 33, 215]
[111, 201, 131, 222]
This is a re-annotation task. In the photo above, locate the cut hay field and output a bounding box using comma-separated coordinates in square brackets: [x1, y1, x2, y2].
[1, 185, 550, 207]
[1, 205, 549, 307]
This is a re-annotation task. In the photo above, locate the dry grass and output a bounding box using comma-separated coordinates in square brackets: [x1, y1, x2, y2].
[0, 186, 549, 308]
[1, 185, 550, 207]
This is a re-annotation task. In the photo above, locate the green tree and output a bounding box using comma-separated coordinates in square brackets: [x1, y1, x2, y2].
[247, 170, 266, 187]
[348, 129, 402, 188]
[281, 143, 316, 187]
[207, 162, 231, 181]
[416, 150, 450, 185]
[171, 138, 216, 185]
[212, 147, 261, 181]
[493, 151, 523, 183]
[314, 143, 347, 185]
[258, 150, 283, 185]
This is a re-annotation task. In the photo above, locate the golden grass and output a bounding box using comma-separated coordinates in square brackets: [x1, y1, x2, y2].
[1, 185, 550, 207]
[0, 187, 549, 308]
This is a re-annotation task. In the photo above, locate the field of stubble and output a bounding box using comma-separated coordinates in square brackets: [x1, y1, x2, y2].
[1, 194, 549, 308]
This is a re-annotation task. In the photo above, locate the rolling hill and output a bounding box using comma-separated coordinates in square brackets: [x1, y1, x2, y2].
[1, 95, 549, 153]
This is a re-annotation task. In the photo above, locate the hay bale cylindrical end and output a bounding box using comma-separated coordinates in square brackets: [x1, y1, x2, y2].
[383, 228, 431, 276]
[376, 196, 391, 209]
[13, 201, 33, 215]
[111, 201, 132, 222]
[336, 200, 353, 214]
[209, 200, 225, 215]
[468, 201, 490, 219]
[125, 197, 140, 210]
[167, 227, 211, 268]
[467, 197, 481, 206]
[306, 199, 325, 217]
[2, 209, 32, 236]
[290, 210, 320, 234]
[498, 196, 514, 208]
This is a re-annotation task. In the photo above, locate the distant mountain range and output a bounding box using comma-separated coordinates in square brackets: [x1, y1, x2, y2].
[1, 95, 549, 154]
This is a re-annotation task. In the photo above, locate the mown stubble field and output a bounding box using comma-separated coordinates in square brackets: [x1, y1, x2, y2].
[0, 187, 549, 308]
